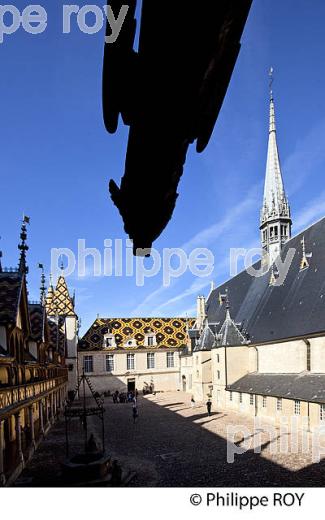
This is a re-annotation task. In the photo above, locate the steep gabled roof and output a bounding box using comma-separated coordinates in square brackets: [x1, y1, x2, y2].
[0, 271, 23, 325]
[48, 275, 75, 317]
[216, 308, 246, 347]
[206, 216, 325, 344]
[48, 317, 66, 354]
[79, 317, 195, 351]
[29, 303, 44, 342]
[194, 320, 215, 352]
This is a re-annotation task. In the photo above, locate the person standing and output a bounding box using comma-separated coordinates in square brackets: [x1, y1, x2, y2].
[132, 402, 138, 423]
[206, 399, 212, 417]
[191, 396, 195, 408]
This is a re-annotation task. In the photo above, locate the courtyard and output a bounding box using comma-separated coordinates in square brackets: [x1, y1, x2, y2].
[16, 392, 325, 487]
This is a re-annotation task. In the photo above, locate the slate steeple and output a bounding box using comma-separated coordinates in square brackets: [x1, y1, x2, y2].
[260, 69, 292, 266]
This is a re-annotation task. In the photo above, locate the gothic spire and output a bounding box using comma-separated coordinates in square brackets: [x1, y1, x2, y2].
[261, 69, 288, 223]
[18, 216, 30, 275]
[260, 69, 292, 266]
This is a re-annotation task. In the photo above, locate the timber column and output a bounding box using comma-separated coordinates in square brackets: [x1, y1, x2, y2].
[28, 405, 36, 449]
[0, 419, 6, 486]
[15, 412, 24, 465]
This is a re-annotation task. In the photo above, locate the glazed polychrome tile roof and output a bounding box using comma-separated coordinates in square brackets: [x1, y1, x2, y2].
[79, 317, 195, 351]
[46, 275, 75, 317]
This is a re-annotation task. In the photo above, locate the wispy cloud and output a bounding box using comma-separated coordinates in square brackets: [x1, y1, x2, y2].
[131, 191, 261, 317]
[284, 118, 325, 196]
[130, 184, 260, 316]
[151, 277, 211, 315]
[178, 305, 196, 318]
[293, 190, 325, 233]
[181, 183, 260, 252]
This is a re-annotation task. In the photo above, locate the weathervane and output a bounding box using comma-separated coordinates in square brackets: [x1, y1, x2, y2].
[269, 67, 274, 98]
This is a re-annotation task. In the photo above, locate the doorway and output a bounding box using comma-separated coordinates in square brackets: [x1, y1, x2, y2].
[127, 379, 136, 392]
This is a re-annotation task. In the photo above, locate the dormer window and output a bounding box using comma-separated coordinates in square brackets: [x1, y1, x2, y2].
[103, 333, 115, 348]
[145, 332, 156, 347]
[125, 337, 137, 347]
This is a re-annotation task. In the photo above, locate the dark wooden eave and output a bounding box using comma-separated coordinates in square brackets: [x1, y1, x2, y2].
[103, 0, 252, 254]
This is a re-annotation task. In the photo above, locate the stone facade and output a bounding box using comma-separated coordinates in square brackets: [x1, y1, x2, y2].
[78, 348, 181, 394]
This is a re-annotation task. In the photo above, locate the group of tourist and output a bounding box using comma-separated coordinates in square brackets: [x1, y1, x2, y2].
[112, 389, 139, 404]
[111, 389, 139, 423]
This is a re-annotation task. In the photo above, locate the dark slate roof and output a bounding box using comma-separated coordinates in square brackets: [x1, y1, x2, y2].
[216, 310, 247, 347]
[29, 303, 44, 342]
[48, 318, 66, 354]
[189, 328, 199, 339]
[0, 272, 23, 325]
[206, 216, 325, 344]
[0, 345, 7, 356]
[194, 322, 215, 352]
[227, 372, 325, 403]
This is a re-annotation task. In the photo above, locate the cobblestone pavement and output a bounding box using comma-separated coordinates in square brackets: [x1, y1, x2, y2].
[16, 392, 325, 486]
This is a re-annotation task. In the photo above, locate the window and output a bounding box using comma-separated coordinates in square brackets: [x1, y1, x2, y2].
[106, 354, 114, 372]
[294, 400, 301, 415]
[276, 397, 282, 411]
[306, 342, 311, 371]
[250, 394, 254, 406]
[262, 396, 267, 408]
[239, 392, 243, 403]
[147, 336, 154, 346]
[216, 354, 220, 363]
[229, 391, 233, 401]
[84, 355, 93, 373]
[320, 404, 325, 421]
[127, 354, 135, 370]
[147, 353, 155, 369]
[217, 370, 221, 380]
[106, 337, 113, 347]
[167, 352, 174, 368]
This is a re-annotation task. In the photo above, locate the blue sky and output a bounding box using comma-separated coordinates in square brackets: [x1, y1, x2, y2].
[2, 1, 325, 334]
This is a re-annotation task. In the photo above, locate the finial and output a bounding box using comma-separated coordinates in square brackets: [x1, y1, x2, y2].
[225, 288, 230, 309]
[18, 215, 30, 275]
[300, 236, 312, 270]
[38, 263, 46, 304]
[269, 67, 274, 100]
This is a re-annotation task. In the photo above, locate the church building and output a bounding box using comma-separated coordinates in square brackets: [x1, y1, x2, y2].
[182, 76, 325, 432]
